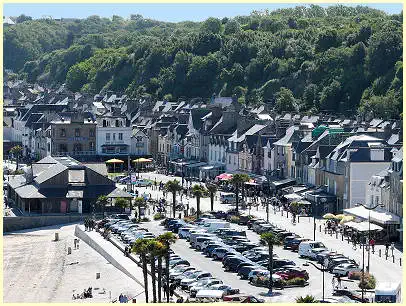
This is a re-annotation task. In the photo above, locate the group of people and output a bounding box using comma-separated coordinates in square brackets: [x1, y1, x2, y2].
[118, 293, 129, 303]
[84, 218, 96, 231]
[72, 287, 93, 300]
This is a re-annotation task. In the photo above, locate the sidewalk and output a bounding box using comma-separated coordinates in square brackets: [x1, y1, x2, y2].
[243, 204, 403, 284]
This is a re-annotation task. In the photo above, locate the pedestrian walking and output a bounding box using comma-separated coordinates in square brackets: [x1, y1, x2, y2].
[169, 283, 176, 298]
[369, 238, 375, 252]
[385, 242, 390, 256]
[336, 275, 342, 288]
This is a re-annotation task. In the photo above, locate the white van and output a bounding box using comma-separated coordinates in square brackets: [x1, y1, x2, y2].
[220, 193, 236, 204]
[203, 221, 231, 233]
[374, 282, 401, 303]
[298, 241, 327, 259]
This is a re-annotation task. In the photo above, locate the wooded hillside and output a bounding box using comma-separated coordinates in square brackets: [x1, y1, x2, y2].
[4, 5, 403, 118]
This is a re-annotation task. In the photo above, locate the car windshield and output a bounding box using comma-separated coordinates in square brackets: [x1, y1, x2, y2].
[313, 242, 326, 248]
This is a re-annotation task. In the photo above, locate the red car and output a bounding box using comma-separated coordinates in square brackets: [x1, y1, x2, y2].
[275, 267, 309, 281]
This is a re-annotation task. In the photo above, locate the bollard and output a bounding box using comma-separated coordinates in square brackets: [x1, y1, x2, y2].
[67, 247, 72, 255]
[336, 232, 338, 239]
[341, 234, 344, 241]
[319, 225, 322, 232]
[96, 272, 100, 279]
[400, 258, 402, 266]
[379, 249, 381, 257]
[55, 233, 59, 241]
[392, 255, 395, 263]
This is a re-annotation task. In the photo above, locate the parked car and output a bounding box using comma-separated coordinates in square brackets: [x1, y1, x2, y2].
[178, 227, 196, 239]
[238, 265, 262, 280]
[223, 294, 264, 303]
[180, 272, 213, 290]
[332, 263, 361, 276]
[169, 266, 195, 280]
[133, 179, 152, 187]
[189, 279, 223, 296]
[328, 258, 357, 272]
[212, 247, 232, 260]
[172, 269, 200, 285]
[275, 267, 309, 281]
[118, 176, 131, 184]
[298, 240, 327, 259]
[289, 238, 311, 251]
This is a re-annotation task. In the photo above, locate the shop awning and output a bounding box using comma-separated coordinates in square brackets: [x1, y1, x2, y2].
[270, 178, 296, 189]
[284, 193, 303, 201]
[343, 206, 400, 225]
[344, 221, 383, 232]
[101, 144, 129, 147]
[185, 162, 207, 168]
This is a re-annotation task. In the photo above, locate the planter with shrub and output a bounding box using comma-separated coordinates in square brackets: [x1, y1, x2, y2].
[281, 277, 308, 288]
[153, 213, 165, 220]
[359, 274, 376, 290]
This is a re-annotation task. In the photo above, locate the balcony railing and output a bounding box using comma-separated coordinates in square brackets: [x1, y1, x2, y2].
[53, 151, 97, 156]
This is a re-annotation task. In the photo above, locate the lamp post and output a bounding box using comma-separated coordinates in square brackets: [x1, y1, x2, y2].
[357, 203, 384, 272]
[307, 261, 329, 301]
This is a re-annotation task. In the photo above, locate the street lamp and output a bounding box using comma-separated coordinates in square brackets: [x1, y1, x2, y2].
[357, 203, 384, 272]
[307, 261, 329, 301]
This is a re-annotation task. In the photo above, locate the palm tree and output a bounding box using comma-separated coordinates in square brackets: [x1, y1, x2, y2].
[230, 174, 250, 212]
[155, 242, 166, 303]
[192, 185, 207, 219]
[165, 180, 182, 218]
[147, 239, 165, 303]
[134, 197, 146, 222]
[206, 183, 218, 212]
[157, 232, 177, 303]
[132, 238, 150, 303]
[296, 295, 318, 303]
[115, 197, 130, 213]
[10, 145, 23, 170]
[260, 232, 282, 296]
[96, 195, 109, 218]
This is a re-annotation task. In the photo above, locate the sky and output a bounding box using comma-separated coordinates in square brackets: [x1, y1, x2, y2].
[3, 3, 403, 22]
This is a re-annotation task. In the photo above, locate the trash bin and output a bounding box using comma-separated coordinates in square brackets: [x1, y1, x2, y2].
[55, 233, 59, 241]
[96, 272, 100, 279]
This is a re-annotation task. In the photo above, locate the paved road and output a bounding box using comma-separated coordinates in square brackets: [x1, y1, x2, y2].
[141, 219, 349, 302]
[125, 171, 403, 293]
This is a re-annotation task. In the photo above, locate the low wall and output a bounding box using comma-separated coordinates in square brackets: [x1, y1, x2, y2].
[3, 215, 84, 232]
[74, 225, 144, 288]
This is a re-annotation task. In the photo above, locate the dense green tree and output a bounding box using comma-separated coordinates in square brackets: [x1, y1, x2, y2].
[275, 87, 296, 112]
[4, 5, 402, 119]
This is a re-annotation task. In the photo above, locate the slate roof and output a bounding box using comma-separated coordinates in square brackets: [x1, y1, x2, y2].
[14, 184, 45, 199]
[273, 126, 299, 146]
[392, 147, 403, 163]
[83, 163, 108, 176]
[34, 163, 68, 185]
[190, 109, 211, 131]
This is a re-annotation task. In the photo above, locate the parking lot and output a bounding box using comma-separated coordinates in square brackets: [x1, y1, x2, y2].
[136, 217, 372, 303]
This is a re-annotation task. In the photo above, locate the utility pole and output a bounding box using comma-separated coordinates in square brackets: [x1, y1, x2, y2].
[307, 261, 329, 301]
